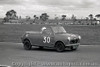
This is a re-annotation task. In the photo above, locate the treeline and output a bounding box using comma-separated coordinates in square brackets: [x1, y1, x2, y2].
[1, 9, 100, 25]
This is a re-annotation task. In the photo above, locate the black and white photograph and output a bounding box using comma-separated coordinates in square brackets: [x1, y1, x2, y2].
[0, 0, 100, 67]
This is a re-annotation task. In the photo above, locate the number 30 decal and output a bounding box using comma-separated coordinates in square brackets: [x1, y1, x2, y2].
[43, 36, 50, 43]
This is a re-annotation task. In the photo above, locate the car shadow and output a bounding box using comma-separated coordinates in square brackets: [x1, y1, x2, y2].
[27, 47, 77, 53]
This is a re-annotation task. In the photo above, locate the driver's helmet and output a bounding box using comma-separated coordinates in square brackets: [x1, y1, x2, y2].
[41, 27, 46, 31]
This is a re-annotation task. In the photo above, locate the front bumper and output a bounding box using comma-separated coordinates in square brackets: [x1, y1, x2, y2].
[65, 43, 80, 47]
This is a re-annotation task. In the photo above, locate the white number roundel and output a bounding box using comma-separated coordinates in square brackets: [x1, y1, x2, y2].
[43, 36, 50, 43]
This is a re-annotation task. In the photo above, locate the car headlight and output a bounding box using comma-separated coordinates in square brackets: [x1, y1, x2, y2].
[68, 37, 71, 41]
[79, 36, 81, 39]
[25, 33, 29, 37]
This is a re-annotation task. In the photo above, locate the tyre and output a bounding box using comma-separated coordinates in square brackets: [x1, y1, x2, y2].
[23, 39, 32, 50]
[55, 42, 65, 52]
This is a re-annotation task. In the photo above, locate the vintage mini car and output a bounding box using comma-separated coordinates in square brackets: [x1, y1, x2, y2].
[21, 26, 81, 52]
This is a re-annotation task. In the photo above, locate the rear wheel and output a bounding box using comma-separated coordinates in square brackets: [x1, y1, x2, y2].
[55, 42, 65, 52]
[23, 39, 32, 50]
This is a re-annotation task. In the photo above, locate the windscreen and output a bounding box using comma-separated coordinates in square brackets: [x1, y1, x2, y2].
[52, 26, 66, 34]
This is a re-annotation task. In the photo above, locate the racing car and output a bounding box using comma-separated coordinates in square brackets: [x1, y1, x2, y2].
[21, 26, 81, 52]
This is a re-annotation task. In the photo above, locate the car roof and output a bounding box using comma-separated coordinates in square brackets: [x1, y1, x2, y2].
[41, 25, 63, 30]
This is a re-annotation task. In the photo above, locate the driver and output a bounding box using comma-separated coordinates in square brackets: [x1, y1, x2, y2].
[41, 27, 46, 33]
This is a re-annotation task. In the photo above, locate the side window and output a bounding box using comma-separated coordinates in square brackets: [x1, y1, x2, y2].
[42, 28, 52, 35]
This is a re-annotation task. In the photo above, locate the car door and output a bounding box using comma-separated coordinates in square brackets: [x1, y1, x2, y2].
[41, 28, 55, 47]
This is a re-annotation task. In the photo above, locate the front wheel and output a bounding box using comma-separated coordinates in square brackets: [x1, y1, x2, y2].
[23, 40, 32, 50]
[55, 42, 65, 52]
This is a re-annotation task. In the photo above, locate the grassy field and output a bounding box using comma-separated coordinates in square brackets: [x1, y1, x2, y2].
[0, 24, 100, 45]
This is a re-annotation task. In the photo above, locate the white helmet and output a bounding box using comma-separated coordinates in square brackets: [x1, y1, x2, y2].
[41, 27, 46, 31]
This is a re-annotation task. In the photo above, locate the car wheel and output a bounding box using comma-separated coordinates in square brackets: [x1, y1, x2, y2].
[23, 40, 32, 50]
[70, 46, 77, 51]
[55, 42, 65, 52]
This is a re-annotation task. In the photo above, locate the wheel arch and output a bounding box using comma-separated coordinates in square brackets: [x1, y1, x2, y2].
[23, 38, 32, 44]
[54, 41, 65, 47]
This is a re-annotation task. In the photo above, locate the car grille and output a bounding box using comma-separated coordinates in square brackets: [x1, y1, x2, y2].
[70, 38, 79, 44]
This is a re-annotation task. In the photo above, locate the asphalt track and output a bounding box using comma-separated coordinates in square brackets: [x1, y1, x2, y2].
[0, 42, 100, 67]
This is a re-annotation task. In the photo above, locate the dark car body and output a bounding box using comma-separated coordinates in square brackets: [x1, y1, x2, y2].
[21, 26, 81, 52]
